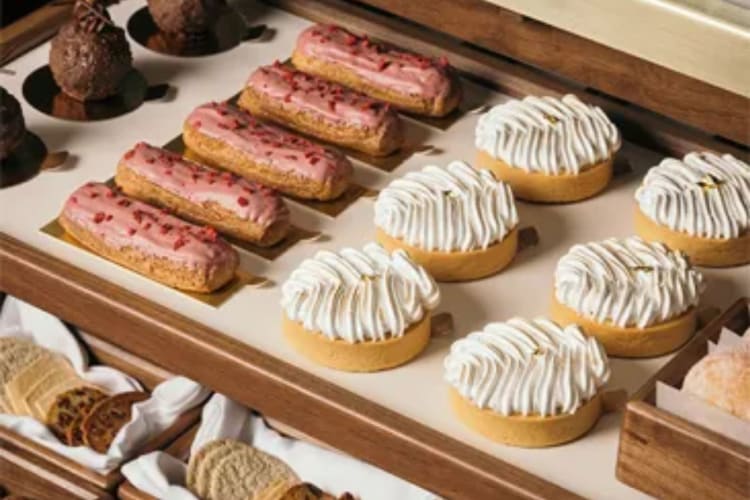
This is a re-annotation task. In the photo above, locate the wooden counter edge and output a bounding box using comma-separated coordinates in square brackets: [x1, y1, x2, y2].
[0, 232, 579, 500]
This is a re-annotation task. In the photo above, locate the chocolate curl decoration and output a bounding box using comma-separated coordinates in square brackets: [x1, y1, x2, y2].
[74, 0, 116, 33]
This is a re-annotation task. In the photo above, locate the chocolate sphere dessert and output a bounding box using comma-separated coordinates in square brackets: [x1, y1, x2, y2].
[49, 0, 133, 101]
[147, 0, 225, 36]
[0, 87, 26, 160]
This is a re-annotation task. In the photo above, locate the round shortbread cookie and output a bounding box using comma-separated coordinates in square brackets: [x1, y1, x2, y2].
[185, 439, 231, 493]
[0, 337, 26, 352]
[0, 341, 45, 385]
[0, 341, 45, 414]
[207, 443, 297, 500]
[0, 336, 31, 354]
[187, 440, 231, 496]
[26, 373, 82, 420]
[193, 439, 244, 498]
[5, 353, 72, 416]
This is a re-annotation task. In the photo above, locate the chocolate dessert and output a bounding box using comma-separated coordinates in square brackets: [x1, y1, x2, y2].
[147, 0, 225, 36]
[49, 0, 132, 101]
[0, 87, 26, 160]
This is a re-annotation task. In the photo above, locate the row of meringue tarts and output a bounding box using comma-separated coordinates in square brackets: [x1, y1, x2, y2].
[278, 235, 706, 447]
[474, 93, 748, 267]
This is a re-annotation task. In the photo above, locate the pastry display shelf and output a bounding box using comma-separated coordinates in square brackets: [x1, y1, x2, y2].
[0, 1, 748, 499]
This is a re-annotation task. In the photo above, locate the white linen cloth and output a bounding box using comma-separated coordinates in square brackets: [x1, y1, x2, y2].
[123, 394, 438, 500]
[0, 296, 211, 472]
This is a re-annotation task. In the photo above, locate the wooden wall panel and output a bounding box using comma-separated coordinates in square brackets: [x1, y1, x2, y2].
[352, 0, 749, 145]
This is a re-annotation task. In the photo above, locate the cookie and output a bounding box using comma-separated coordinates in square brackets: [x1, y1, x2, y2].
[0, 336, 31, 355]
[65, 412, 86, 446]
[0, 339, 46, 414]
[5, 354, 74, 416]
[189, 439, 247, 499]
[0, 336, 26, 354]
[0, 394, 10, 414]
[0, 339, 45, 385]
[26, 374, 89, 422]
[81, 391, 149, 453]
[46, 386, 108, 442]
[187, 439, 227, 495]
[207, 442, 298, 500]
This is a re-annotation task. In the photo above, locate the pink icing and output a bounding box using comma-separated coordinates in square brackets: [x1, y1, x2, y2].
[62, 183, 237, 269]
[120, 142, 289, 229]
[185, 102, 352, 184]
[246, 62, 397, 130]
[296, 24, 452, 100]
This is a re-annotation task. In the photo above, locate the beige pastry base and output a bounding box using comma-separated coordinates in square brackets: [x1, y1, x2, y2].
[375, 227, 518, 282]
[550, 295, 697, 358]
[475, 150, 613, 203]
[449, 389, 603, 448]
[282, 313, 431, 372]
[634, 207, 750, 268]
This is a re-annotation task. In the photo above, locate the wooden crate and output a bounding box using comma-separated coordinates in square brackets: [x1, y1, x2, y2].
[0, 331, 203, 499]
[616, 298, 750, 500]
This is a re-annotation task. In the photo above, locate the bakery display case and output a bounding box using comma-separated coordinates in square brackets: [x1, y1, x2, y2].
[1, 1, 748, 499]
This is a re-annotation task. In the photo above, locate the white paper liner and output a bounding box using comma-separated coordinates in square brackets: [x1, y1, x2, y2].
[122, 394, 437, 500]
[656, 325, 749, 446]
[707, 327, 747, 354]
[0, 296, 211, 473]
[655, 383, 750, 446]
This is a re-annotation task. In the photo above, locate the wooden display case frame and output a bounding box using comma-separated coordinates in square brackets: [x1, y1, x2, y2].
[1, 0, 748, 498]
[616, 298, 750, 500]
[0, 329, 203, 499]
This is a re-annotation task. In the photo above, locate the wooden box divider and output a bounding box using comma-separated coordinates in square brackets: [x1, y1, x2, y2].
[0, 330, 204, 499]
[616, 298, 750, 500]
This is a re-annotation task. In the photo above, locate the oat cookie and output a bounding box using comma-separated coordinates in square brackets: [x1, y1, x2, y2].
[188, 439, 247, 499]
[5, 354, 73, 416]
[207, 442, 297, 500]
